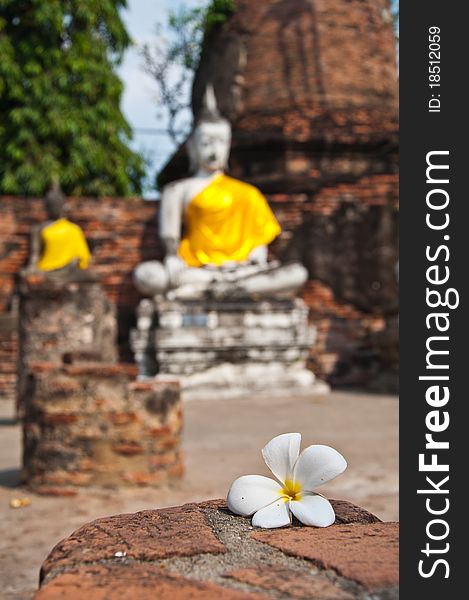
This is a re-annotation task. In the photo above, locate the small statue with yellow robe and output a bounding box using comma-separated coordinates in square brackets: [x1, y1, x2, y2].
[134, 87, 307, 299]
[25, 182, 92, 279]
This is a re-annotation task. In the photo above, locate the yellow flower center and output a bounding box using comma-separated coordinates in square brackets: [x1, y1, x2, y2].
[281, 479, 302, 502]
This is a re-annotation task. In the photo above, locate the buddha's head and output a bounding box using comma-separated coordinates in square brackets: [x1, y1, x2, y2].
[187, 86, 232, 174]
[44, 180, 65, 220]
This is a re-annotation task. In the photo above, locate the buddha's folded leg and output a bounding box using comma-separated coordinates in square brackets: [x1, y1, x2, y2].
[166, 267, 221, 300]
[237, 262, 308, 296]
[178, 267, 221, 285]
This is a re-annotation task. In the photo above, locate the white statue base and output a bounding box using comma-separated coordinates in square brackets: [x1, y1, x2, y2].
[131, 296, 326, 398]
[165, 362, 330, 400]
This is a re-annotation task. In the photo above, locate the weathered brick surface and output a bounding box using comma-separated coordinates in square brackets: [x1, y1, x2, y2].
[0, 309, 18, 404]
[16, 276, 118, 416]
[193, 0, 397, 126]
[253, 522, 399, 590]
[22, 363, 183, 491]
[40, 504, 226, 580]
[225, 566, 354, 599]
[322, 498, 380, 525]
[36, 565, 267, 600]
[36, 499, 398, 599]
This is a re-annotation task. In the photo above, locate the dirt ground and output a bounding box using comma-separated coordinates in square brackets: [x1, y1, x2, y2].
[0, 390, 398, 600]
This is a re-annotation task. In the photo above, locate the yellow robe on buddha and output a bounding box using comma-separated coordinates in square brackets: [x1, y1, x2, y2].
[178, 174, 281, 267]
[37, 218, 91, 271]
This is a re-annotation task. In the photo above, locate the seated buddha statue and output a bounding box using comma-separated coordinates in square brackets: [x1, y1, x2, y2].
[25, 182, 92, 279]
[133, 87, 307, 299]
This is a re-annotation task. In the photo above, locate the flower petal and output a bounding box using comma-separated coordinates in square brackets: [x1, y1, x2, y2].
[290, 493, 335, 527]
[293, 444, 347, 491]
[227, 475, 283, 516]
[252, 498, 292, 528]
[262, 433, 301, 484]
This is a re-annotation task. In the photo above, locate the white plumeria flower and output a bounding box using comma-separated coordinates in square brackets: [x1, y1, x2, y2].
[227, 433, 347, 529]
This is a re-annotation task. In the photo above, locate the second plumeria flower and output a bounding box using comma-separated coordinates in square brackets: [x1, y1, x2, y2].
[227, 433, 347, 528]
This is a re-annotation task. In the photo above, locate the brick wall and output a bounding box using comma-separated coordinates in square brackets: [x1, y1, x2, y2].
[269, 174, 398, 383]
[0, 174, 398, 401]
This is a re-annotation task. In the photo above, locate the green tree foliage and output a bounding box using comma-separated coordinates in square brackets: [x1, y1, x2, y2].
[0, 0, 144, 196]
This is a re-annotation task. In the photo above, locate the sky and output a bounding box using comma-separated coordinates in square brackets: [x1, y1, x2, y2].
[118, 0, 202, 197]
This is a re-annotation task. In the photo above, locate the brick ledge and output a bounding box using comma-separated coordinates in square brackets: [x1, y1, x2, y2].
[36, 499, 398, 600]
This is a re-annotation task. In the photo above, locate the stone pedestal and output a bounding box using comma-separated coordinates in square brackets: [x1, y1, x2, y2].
[17, 273, 117, 416]
[18, 272, 184, 492]
[0, 302, 18, 403]
[131, 296, 320, 396]
[19, 273, 117, 366]
[22, 363, 183, 493]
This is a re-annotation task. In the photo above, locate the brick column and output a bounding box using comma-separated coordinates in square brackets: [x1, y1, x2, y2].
[23, 363, 183, 494]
